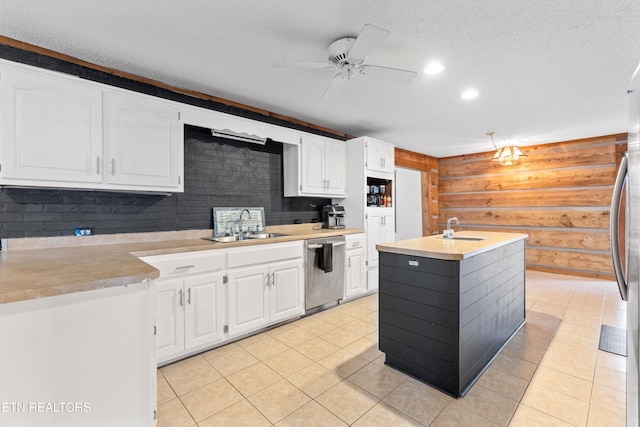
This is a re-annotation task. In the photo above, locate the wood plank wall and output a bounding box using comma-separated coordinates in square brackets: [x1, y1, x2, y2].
[438, 134, 627, 279]
[395, 148, 439, 236]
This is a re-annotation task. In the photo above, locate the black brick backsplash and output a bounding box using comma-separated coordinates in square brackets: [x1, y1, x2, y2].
[0, 125, 330, 239]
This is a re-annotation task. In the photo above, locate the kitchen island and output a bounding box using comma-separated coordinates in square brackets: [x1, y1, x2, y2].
[376, 231, 528, 397]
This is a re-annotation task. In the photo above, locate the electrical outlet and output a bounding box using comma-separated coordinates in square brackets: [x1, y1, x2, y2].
[74, 227, 95, 236]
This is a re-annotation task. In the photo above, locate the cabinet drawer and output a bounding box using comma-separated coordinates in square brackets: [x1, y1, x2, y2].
[345, 233, 365, 251]
[140, 250, 225, 277]
[226, 241, 303, 269]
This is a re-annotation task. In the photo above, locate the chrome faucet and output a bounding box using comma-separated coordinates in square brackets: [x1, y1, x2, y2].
[235, 209, 251, 234]
[445, 217, 460, 238]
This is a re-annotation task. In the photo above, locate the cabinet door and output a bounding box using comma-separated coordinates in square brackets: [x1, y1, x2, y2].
[366, 210, 395, 267]
[0, 64, 103, 184]
[269, 259, 304, 323]
[345, 249, 365, 298]
[300, 134, 326, 194]
[324, 139, 346, 195]
[366, 212, 383, 267]
[105, 91, 183, 190]
[227, 265, 270, 336]
[365, 139, 394, 174]
[156, 279, 185, 361]
[382, 214, 396, 244]
[184, 272, 225, 351]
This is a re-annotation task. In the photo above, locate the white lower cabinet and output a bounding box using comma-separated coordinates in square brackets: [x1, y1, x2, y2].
[155, 272, 225, 363]
[366, 208, 394, 292]
[226, 242, 304, 338]
[144, 241, 304, 364]
[0, 281, 156, 426]
[141, 250, 226, 364]
[226, 264, 270, 336]
[344, 233, 366, 300]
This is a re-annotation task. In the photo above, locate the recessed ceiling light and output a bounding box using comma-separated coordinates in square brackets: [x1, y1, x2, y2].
[424, 62, 444, 75]
[461, 89, 479, 100]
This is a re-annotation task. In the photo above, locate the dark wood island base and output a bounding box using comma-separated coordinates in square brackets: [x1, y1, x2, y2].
[376, 232, 527, 397]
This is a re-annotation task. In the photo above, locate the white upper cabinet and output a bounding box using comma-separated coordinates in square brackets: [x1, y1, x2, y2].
[284, 133, 346, 197]
[105, 91, 183, 191]
[324, 138, 346, 194]
[365, 137, 395, 174]
[300, 134, 325, 194]
[0, 60, 184, 193]
[0, 62, 104, 185]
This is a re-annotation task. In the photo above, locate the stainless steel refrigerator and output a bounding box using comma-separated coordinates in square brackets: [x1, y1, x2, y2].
[612, 60, 640, 426]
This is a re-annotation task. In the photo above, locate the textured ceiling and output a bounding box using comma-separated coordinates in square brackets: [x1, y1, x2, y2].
[0, 0, 639, 157]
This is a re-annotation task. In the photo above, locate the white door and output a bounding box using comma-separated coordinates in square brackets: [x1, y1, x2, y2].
[184, 272, 225, 350]
[300, 134, 325, 194]
[0, 64, 103, 184]
[156, 278, 185, 361]
[395, 167, 423, 240]
[105, 91, 182, 189]
[324, 139, 346, 195]
[269, 259, 304, 323]
[345, 249, 365, 298]
[227, 265, 270, 336]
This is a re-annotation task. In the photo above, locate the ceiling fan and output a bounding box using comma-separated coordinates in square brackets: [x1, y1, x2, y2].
[274, 24, 417, 99]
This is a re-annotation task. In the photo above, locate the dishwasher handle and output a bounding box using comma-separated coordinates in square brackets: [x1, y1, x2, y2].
[307, 242, 346, 249]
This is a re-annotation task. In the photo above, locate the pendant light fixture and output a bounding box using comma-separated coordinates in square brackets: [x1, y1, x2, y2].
[487, 132, 527, 166]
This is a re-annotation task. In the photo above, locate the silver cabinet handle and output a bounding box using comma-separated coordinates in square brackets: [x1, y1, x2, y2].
[96, 156, 101, 174]
[271, 272, 275, 287]
[111, 158, 115, 176]
[178, 289, 183, 307]
[265, 273, 270, 287]
[187, 288, 191, 305]
[175, 265, 195, 271]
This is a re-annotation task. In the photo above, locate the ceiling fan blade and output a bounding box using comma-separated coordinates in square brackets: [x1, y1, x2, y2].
[273, 60, 331, 69]
[323, 73, 347, 99]
[361, 65, 417, 84]
[347, 24, 390, 60]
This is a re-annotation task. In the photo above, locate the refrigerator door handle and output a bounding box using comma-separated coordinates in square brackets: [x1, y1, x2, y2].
[611, 154, 629, 301]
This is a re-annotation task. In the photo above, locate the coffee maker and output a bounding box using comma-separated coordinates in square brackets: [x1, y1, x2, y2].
[322, 205, 346, 229]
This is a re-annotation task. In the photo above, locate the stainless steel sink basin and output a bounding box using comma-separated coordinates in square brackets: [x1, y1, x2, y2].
[246, 233, 289, 239]
[206, 232, 290, 243]
[210, 235, 240, 243]
[437, 236, 489, 241]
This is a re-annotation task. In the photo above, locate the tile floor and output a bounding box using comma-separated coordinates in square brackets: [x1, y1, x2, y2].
[157, 270, 627, 426]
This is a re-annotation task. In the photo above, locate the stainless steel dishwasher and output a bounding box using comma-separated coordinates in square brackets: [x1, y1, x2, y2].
[305, 236, 345, 310]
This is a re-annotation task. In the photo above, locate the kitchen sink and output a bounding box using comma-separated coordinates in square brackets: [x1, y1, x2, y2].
[437, 236, 489, 241]
[246, 233, 289, 239]
[206, 233, 290, 243]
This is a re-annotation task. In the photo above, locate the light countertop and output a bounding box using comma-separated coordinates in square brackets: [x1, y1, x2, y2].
[376, 231, 528, 261]
[0, 225, 363, 304]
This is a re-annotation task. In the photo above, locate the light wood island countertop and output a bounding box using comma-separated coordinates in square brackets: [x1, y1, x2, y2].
[376, 231, 528, 261]
[0, 225, 363, 304]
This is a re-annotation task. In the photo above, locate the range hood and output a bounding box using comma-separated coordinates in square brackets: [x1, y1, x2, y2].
[211, 128, 268, 145]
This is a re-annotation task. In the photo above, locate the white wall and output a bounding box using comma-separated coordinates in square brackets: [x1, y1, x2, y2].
[395, 167, 423, 240]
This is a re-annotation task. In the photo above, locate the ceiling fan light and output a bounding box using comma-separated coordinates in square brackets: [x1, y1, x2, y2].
[424, 62, 444, 75]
